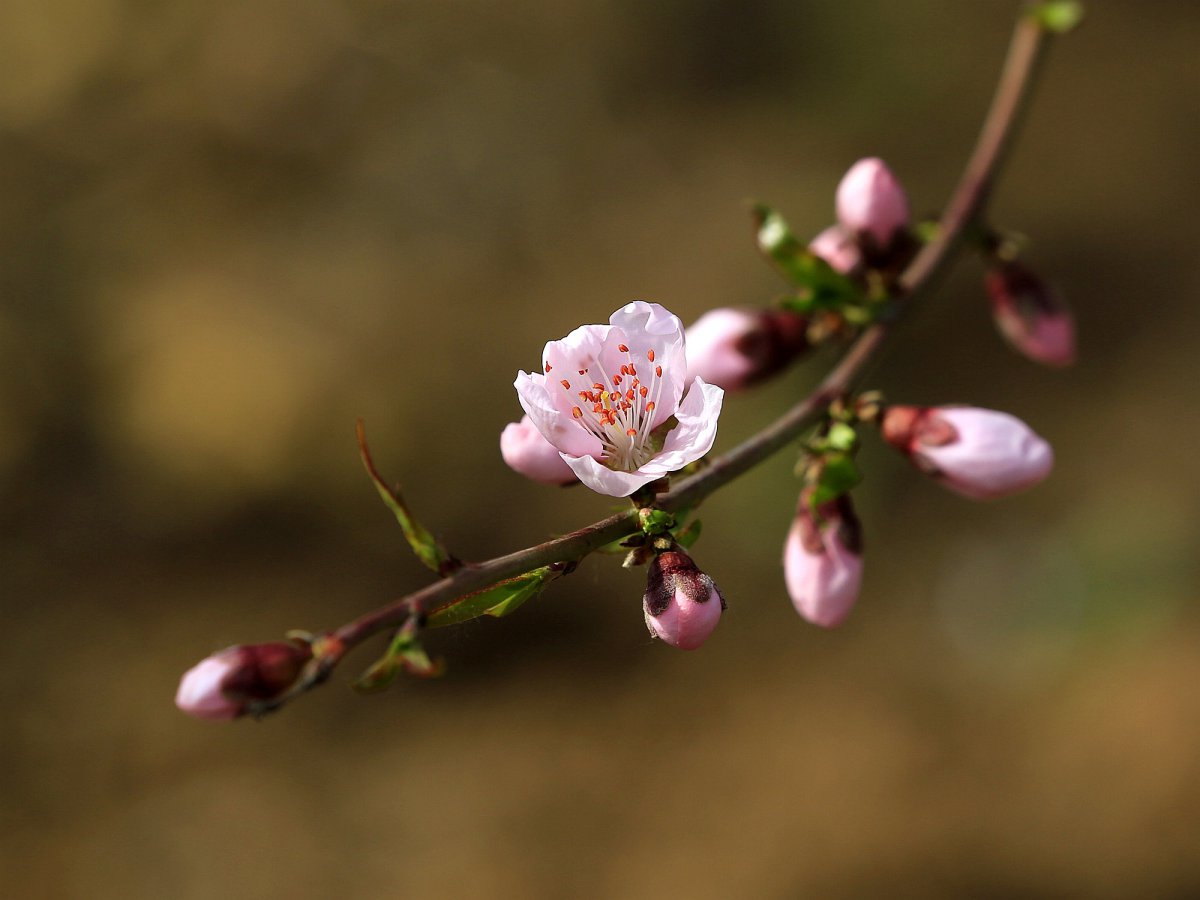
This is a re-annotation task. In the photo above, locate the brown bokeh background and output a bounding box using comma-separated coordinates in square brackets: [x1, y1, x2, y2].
[3, 1, 1199, 896]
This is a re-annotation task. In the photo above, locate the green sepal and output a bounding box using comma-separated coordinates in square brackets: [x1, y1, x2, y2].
[808, 452, 862, 508]
[357, 420, 459, 576]
[826, 422, 859, 453]
[353, 625, 444, 693]
[425, 567, 554, 628]
[1031, 1, 1083, 33]
[752, 204, 864, 311]
[639, 507, 676, 536]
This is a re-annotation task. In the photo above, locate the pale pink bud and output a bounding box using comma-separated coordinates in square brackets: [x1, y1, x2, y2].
[986, 263, 1076, 367]
[643, 550, 724, 650]
[175, 641, 311, 720]
[500, 415, 578, 485]
[881, 405, 1054, 500]
[684, 308, 809, 392]
[783, 494, 864, 628]
[808, 225, 863, 275]
[835, 157, 910, 250]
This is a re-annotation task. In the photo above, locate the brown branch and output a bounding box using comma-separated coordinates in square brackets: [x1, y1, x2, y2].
[311, 10, 1055, 686]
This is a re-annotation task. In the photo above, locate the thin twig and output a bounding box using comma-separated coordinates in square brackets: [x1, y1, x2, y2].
[320, 11, 1054, 678]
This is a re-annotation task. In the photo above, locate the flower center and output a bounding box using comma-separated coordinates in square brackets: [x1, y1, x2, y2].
[548, 343, 666, 471]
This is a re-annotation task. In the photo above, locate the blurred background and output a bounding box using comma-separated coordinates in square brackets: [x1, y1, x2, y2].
[3, 0, 1198, 896]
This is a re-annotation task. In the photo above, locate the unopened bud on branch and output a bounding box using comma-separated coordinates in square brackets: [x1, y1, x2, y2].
[784, 493, 864, 628]
[175, 641, 312, 720]
[881, 405, 1053, 500]
[642, 550, 724, 650]
[684, 308, 809, 392]
[986, 262, 1076, 367]
[835, 157, 910, 251]
[500, 415, 579, 485]
[807, 225, 863, 275]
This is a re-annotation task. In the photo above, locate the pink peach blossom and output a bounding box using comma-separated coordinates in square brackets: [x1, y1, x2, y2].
[783, 497, 864, 628]
[515, 301, 724, 497]
[881, 405, 1054, 500]
[987, 264, 1076, 367]
[835, 157, 910, 249]
[175, 641, 311, 720]
[684, 307, 809, 392]
[808, 225, 863, 275]
[643, 551, 724, 650]
[500, 415, 578, 485]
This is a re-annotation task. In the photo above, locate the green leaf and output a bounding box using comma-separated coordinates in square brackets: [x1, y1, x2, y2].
[1032, 1, 1084, 33]
[425, 567, 554, 628]
[826, 422, 859, 453]
[753, 204, 864, 311]
[353, 624, 444, 693]
[808, 453, 862, 507]
[357, 420, 459, 576]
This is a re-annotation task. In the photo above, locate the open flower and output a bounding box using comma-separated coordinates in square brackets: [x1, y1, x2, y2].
[515, 301, 724, 497]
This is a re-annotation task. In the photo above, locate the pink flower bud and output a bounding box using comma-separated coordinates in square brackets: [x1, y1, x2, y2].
[684, 308, 809, 392]
[783, 494, 864, 628]
[175, 641, 312, 720]
[986, 263, 1076, 367]
[643, 550, 724, 650]
[500, 415, 578, 485]
[807, 225, 863, 275]
[835, 157, 910, 250]
[881, 405, 1054, 500]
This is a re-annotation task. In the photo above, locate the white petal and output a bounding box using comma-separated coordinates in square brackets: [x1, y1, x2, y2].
[514, 371, 602, 458]
[563, 454, 662, 497]
[638, 378, 724, 475]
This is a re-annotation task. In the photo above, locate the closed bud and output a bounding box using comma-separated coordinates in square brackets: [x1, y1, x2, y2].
[175, 641, 312, 720]
[784, 493, 864, 628]
[500, 415, 578, 485]
[684, 308, 809, 392]
[881, 405, 1053, 500]
[808, 225, 863, 275]
[835, 157, 910, 251]
[986, 262, 1076, 367]
[642, 550, 724, 650]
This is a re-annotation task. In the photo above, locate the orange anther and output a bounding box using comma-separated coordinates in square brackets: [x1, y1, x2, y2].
[572, 406, 583, 418]
[618, 343, 629, 353]
[646, 401, 655, 411]
[647, 349, 655, 362]
[560, 379, 571, 390]
[655, 365, 663, 378]
[544, 362, 553, 372]
[626, 428, 637, 437]
[639, 385, 648, 397]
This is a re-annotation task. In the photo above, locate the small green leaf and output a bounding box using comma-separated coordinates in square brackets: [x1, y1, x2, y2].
[753, 204, 865, 311]
[357, 420, 459, 576]
[809, 453, 862, 507]
[425, 567, 554, 628]
[1032, 1, 1083, 33]
[826, 422, 859, 452]
[353, 624, 444, 693]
